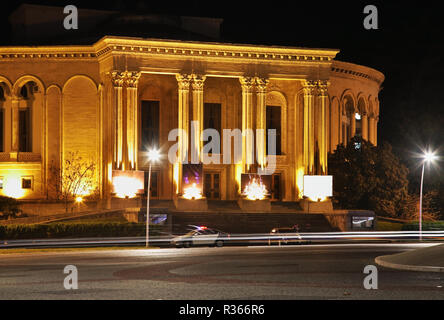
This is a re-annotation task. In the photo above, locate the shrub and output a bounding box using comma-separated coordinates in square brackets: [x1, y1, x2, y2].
[0, 222, 162, 240]
[0, 196, 20, 219]
[401, 221, 444, 231]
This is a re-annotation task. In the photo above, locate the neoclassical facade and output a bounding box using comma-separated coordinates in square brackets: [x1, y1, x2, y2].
[0, 36, 383, 202]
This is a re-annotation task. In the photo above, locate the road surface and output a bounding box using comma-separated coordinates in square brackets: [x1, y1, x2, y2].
[0, 243, 443, 299]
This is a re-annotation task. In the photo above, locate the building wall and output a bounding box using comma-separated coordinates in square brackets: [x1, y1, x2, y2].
[0, 37, 384, 202]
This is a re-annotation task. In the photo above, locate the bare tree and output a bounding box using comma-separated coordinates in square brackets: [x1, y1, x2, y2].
[49, 152, 97, 212]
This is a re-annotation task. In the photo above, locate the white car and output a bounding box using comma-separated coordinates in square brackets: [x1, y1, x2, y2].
[171, 226, 229, 248]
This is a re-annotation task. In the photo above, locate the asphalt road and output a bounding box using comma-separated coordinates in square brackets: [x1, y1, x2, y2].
[0, 243, 443, 300]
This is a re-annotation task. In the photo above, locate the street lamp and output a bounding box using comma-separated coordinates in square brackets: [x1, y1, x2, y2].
[146, 148, 161, 248]
[419, 151, 437, 241]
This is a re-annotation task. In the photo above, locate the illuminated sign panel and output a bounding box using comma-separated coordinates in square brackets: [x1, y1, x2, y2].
[112, 170, 144, 198]
[303, 175, 333, 201]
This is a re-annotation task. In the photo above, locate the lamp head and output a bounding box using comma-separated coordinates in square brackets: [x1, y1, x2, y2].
[423, 151, 437, 163]
[147, 149, 161, 162]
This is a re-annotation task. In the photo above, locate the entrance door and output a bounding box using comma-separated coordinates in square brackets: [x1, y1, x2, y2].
[270, 173, 281, 201]
[144, 171, 159, 199]
[204, 172, 220, 200]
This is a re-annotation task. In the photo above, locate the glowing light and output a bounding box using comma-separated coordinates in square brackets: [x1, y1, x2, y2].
[183, 183, 202, 200]
[423, 151, 437, 163]
[75, 196, 83, 203]
[242, 177, 268, 200]
[173, 163, 180, 194]
[148, 149, 161, 162]
[2, 177, 25, 199]
[113, 176, 143, 199]
[355, 113, 361, 120]
[303, 175, 333, 202]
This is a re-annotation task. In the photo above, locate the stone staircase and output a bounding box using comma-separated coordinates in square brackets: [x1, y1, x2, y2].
[170, 211, 337, 234]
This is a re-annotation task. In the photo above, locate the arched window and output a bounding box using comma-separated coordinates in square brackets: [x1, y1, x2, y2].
[0, 84, 4, 152]
[342, 96, 354, 144]
[18, 82, 36, 152]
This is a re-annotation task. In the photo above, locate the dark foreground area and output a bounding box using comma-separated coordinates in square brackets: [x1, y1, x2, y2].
[0, 243, 443, 299]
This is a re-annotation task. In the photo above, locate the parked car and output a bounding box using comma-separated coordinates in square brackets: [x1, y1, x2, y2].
[171, 226, 230, 248]
[268, 226, 307, 245]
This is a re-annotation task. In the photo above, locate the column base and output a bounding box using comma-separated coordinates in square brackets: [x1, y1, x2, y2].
[174, 196, 208, 212]
[238, 198, 271, 212]
[300, 198, 333, 213]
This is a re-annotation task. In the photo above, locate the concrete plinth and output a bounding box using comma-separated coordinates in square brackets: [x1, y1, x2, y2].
[174, 196, 208, 212]
[300, 198, 333, 213]
[238, 198, 271, 212]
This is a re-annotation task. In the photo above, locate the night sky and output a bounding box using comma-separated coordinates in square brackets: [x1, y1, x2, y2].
[1, 0, 443, 188]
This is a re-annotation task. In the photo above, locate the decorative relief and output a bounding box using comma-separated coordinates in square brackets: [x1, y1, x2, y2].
[191, 74, 206, 91]
[316, 80, 330, 97]
[239, 76, 255, 93]
[255, 77, 269, 94]
[110, 71, 126, 87]
[123, 71, 141, 87]
[176, 74, 192, 90]
[302, 80, 317, 96]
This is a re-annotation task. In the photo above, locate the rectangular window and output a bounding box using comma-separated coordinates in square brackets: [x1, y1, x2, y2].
[266, 106, 281, 155]
[144, 171, 159, 198]
[19, 109, 31, 152]
[204, 103, 221, 153]
[21, 177, 32, 189]
[141, 101, 160, 150]
[271, 173, 281, 200]
[204, 172, 220, 200]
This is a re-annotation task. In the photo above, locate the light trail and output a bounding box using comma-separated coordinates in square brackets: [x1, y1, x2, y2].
[0, 231, 443, 249]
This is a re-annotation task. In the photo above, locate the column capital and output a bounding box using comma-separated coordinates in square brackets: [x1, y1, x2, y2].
[123, 71, 141, 88]
[255, 77, 269, 93]
[239, 76, 255, 92]
[302, 80, 317, 95]
[110, 71, 125, 87]
[316, 80, 330, 97]
[191, 74, 206, 91]
[176, 74, 192, 90]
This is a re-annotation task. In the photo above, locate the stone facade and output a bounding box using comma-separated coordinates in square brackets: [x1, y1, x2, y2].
[0, 36, 384, 202]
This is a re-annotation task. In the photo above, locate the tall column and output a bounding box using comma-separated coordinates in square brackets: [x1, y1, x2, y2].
[317, 80, 329, 175]
[125, 71, 141, 170]
[369, 116, 375, 145]
[303, 80, 316, 175]
[361, 112, 369, 141]
[176, 74, 192, 194]
[350, 112, 356, 138]
[240, 77, 254, 173]
[191, 74, 206, 163]
[374, 116, 379, 146]
[11, 97, 20, 156]
[255, 77, 268, 169]
[111, 71, 125, 170]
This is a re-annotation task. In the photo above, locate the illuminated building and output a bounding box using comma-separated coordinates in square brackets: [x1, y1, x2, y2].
[0, 6, 383, 205]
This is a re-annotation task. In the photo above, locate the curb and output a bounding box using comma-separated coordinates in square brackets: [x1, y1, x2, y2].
[375, 255, 444, 273]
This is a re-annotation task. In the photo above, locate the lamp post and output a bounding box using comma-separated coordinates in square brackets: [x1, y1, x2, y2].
[419, 151, 437, 241]
[146, 149, 161, 248]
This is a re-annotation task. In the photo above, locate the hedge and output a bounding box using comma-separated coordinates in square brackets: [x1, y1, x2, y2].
[0, 222, 163, 240]
[401, 221, 444, 231]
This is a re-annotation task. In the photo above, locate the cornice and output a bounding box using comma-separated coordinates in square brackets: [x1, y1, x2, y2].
[0, 37, 339, 63]
[0, 46, 96, 60]
[331, 60, 385, 86]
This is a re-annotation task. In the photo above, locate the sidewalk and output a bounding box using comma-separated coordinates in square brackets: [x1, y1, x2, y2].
[375, 243, 444, 272]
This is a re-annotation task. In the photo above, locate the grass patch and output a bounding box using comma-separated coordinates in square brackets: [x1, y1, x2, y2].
[376, 221, 404, 231]
[402, 221, 444, 231]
